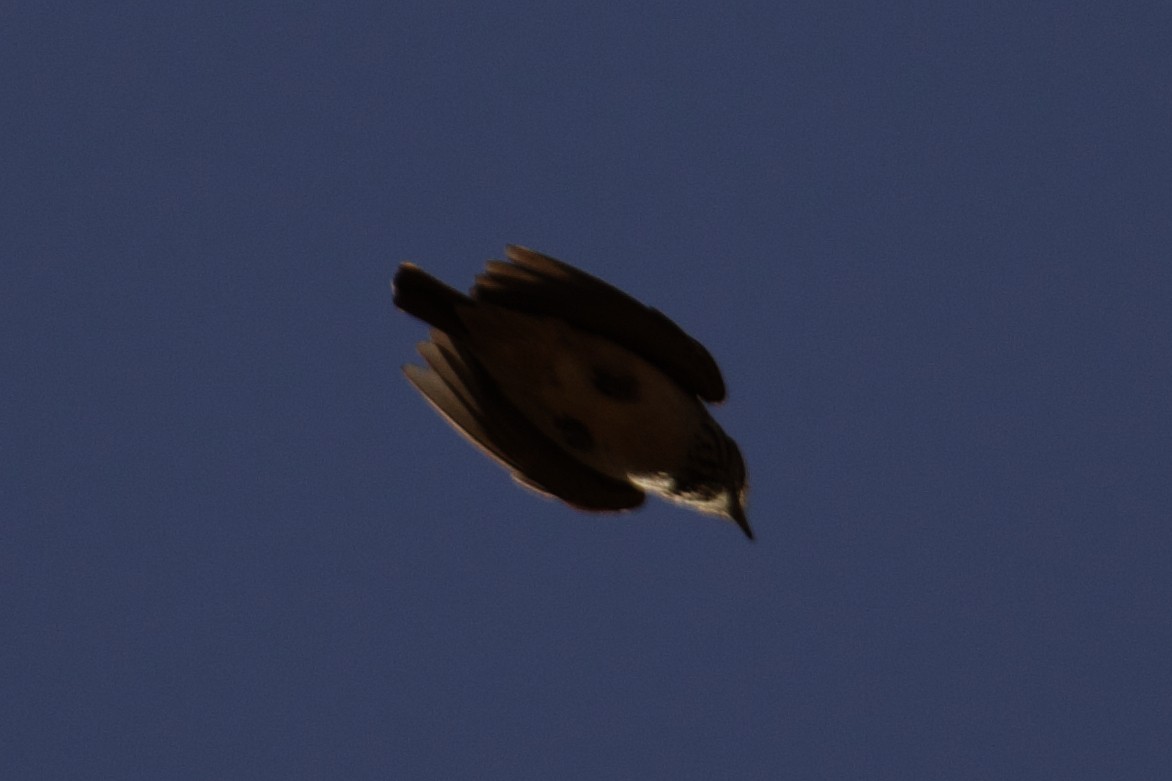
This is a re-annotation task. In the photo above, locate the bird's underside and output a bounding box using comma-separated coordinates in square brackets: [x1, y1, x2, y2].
[392, 245, 751, 538]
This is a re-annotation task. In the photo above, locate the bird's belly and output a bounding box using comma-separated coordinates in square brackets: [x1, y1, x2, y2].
[462, 306, 702, 481]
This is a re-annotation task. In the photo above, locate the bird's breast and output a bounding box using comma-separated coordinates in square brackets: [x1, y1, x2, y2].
[459, 305, 704, 482]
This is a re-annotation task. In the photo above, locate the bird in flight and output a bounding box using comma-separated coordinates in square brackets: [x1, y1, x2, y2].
[392, 245, 751, 538]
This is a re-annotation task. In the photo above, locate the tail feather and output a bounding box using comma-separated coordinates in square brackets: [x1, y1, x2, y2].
[392, 263, 470, 335]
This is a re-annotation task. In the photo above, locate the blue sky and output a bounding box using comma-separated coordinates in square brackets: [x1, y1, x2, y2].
[5, 2, 1171, 778]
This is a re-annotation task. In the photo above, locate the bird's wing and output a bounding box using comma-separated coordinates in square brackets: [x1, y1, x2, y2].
[403, 331, 646, 512]
[470, 245, 727, 403]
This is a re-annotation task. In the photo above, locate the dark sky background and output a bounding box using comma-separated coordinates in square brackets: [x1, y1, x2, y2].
[5, 2, 1171, 778]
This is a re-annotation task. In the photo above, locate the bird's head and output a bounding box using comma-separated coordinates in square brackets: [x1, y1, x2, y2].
[631, 424, 751, 539]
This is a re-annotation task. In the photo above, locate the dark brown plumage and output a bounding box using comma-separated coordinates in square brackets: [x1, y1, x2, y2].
[393, 245, 750, 538]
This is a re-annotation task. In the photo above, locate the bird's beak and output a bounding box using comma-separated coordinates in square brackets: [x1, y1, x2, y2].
[729, 495, 753, 540]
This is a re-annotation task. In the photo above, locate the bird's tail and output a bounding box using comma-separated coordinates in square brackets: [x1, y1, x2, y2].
[392, 263, 470, 335]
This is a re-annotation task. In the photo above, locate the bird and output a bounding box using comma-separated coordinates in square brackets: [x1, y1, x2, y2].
[391, 245, 751, 539]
